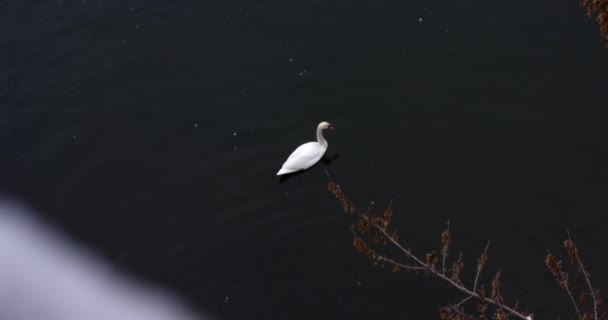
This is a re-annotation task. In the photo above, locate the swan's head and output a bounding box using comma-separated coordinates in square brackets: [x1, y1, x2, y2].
[318, 121, 334, 130]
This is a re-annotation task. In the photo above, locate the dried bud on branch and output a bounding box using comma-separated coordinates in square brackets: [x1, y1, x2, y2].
[353, 237, 377, 261]
[477, 285, 487, 318]
[477, 250, 488, 275]
[580, 0, 608, 46]
[328, 181, 357, 213]
[427, 250, 438, 271]
[441, 221, 451, 274]
[564, 239, 579, 265]
[451, 253, 465, 283]
[491, 271, 503, 305]
[545, 253, 568, 288]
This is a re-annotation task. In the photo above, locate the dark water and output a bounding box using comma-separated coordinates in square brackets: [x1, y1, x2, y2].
[2, 0, 608, 318]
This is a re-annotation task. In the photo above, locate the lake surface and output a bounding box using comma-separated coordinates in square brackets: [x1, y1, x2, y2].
[2, 0, 608, 318]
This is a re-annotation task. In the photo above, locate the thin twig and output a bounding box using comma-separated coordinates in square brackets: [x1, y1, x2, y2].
[453, 295, 473, 308]
[564, 275, 582, 320]
[379, 256, 427, 271]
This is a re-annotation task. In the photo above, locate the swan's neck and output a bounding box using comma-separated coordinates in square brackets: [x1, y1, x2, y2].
[316, 127, 328, 148]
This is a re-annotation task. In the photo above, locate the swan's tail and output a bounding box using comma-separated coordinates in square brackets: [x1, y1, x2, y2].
[276, 167, 296, 175]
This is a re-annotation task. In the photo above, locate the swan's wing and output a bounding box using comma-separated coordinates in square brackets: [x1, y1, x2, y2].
[279, 142, 326, 173]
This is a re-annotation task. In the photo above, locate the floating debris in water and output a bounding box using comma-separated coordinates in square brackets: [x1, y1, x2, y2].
[298, 69, 310, 77]
[418, 17, 423, 22]
[233, 132, 237, 136]
[224, 296, 229, 303]
[193, 123, 198, 128]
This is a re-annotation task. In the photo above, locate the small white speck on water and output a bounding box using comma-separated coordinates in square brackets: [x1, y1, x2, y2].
[135, 25, 139, 29]
[122, 39, 126, 43]
[233, 132, 237, 136]
[298, 69, 310, 77]
[285, 192, 289, 196]
[357, 281, 362, 286]
[193, 123, 198, 128]
[418, 17, 423, 22]
[233, 147, 237, 151]
[224, 296, 229, 303]
[72, 135, 77, 139]
[370, 201, 375, 205]
[289, 58, 293, 62]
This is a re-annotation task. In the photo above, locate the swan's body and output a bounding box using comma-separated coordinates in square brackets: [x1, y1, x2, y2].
[276, 121, 333, 175]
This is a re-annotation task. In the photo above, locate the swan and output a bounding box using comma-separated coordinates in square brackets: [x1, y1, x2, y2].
[276, 121, 333, 175]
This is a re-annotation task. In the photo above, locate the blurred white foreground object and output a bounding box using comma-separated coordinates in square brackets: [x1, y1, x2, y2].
[0, 201, 210, 320]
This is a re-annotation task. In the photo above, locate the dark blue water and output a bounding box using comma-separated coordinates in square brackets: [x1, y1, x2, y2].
[2, 0, 608, 319]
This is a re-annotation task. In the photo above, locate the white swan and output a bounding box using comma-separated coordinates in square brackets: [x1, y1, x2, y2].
[276, 121, 333, 176]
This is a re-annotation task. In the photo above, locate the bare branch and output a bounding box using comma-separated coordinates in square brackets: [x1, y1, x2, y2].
[329, 180, 539, 320]
[372, 224, 532, 320]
